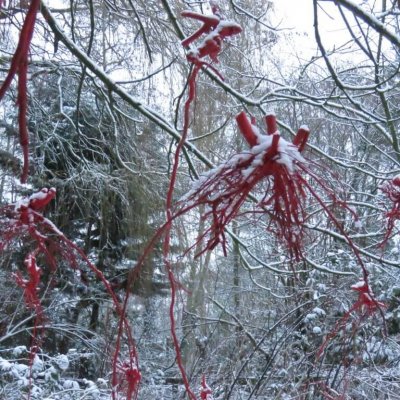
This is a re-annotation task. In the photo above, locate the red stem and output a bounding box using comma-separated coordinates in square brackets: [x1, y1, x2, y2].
[18, 57, 30, 183]
[181, 11, 219, 47]
[265, 114, 277, 135]
[0, 0, 41, 183]
[162, 65, 200, 400]
[293, 127, 310, 152]
[32, 214, 138, 399]
[235, 111, 258, 147]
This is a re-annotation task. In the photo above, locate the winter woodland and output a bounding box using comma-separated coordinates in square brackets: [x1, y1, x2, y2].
[1, 0, 400, 399]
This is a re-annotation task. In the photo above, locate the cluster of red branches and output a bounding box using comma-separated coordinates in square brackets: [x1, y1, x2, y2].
[180, 109, 387, 366]
[149, 6, 242, 399]
[0, 0, 40, 183]
[180, 111, 310, 261]
[0, 2, 243, 398]
[176, 108, 389, 399]
[0, 2, 394, 399]
[0, 188, 140, 399]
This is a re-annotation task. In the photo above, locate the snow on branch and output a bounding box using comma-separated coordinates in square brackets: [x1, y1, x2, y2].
[332, 0, 400, 49]
[179, 111, 309, 260]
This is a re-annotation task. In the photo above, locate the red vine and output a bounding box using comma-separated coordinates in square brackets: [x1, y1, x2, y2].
[159, 7, 242, 398]
[0, 0, 40, 183]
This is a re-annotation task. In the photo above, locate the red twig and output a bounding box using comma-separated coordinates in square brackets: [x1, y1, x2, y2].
[200, 375, 214, 400]
[317, 279, 385, 359]
[161, 62, 200, 400]
[139, 10, 243, 399]
[0, 0, 40, 183]
[181, 8, 242, 69]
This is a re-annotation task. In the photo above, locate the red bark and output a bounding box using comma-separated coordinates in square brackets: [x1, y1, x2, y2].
[0, 0, 41, 183]
[236, 111, 258, 147]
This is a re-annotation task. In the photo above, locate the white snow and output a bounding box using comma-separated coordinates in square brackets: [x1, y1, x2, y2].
[32, 354, 44, 372]
[83, 379, 100, 398]
[55, 354, 69, 371]
[183, 122, 307, 203]
[312, 307, 326, 317]
[0, 358, 12, 371]
[313, 326, 322, 334]
[63, 379, 80, 390]
[354, 220, 363, 229]
[304, 313, 316, 322]
[44, 366, 57, 381]
[28, 188, 53, 202]
[351, 280, 366, 289]
[12, 346, 27, 356]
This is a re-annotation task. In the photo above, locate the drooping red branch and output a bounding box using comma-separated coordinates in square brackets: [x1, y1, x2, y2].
[159, 61, 200, 400]
[0, 0, 40, 183]
[14, 251, 42, 312]
[180, 112, 309, 260]
[13, 248, 44, 398]
[180, 111, 385, 356]
[0, 188, 139, 400]
[151, 9, 243, 399]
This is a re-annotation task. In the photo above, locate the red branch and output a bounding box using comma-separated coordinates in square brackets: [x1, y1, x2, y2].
[161, 62, 200, 400]
[0, 0, 41, 183]
[138, 9, 243, 399]
[317, 279, 385, 359]
[180, 111, 386, 360]
[180, 112, 309, 260]
[14, 251, 42, 311]
[181, 8, 242, 76]
[0, 188, 139, 399]
[200, 375, 214, 400]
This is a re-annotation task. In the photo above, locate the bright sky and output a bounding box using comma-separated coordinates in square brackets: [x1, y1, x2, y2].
[271, 0, 366, 65]
[275, 0, 315, 35]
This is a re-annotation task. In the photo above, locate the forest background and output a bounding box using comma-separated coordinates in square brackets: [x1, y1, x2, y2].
[1, 0, 400, 399]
